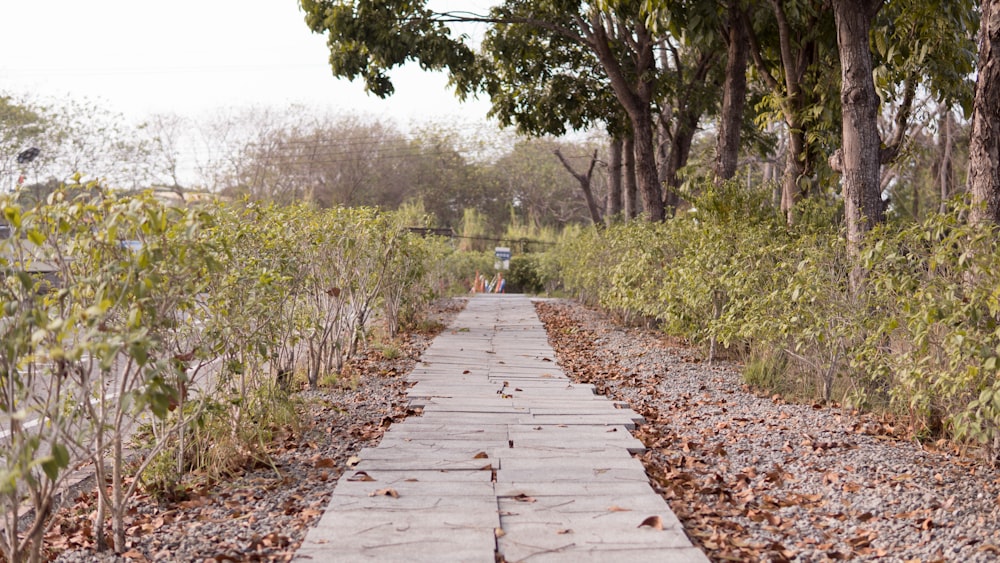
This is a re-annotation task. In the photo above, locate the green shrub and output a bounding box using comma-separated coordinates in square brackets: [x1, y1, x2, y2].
[506, 254, 544, 294]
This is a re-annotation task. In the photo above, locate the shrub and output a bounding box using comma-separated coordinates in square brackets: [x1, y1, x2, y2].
[506, 254, 544, 294]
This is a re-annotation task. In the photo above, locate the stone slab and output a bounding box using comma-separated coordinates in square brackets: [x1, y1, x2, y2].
[295, 295, 703, 563]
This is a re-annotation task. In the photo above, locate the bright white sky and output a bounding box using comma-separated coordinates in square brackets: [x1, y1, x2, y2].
[0, 0, 495, 125]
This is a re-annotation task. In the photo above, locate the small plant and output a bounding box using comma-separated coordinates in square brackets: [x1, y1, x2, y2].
[377, 344, 402, 360]
[742, 347, 788, 393]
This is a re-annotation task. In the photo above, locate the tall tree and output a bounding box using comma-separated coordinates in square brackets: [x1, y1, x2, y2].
[832, 0, 885, 273]
[969, 0, 1000, 225]
[714, 0, 750, 181]
[606, 137, 624, 221]
[301, 1, 719, 221]
[745, 0, 839, 224]
[554, 147, 604, 225]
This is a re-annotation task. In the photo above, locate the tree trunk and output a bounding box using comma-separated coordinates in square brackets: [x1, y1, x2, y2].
[554, 148, 603, 225]
[781, 130, 808, 222]
[662, 110, 700, 214]
[715, 0, 749, 182]
[606, 137, 623, 222]
[932, 107, 956, 214]
[969, 0, 1000, 225]
[587, 12, 664, 221]
[833, 0, 885, 288]
[631, 107, 666, 221]
[623, 134, 638, 219]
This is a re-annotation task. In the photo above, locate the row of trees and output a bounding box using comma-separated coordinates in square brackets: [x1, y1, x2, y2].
[2, 92, 610, 235]
[299, 0, 992, 247]
[0, 185, 438, 562]
[296, 0, 1000, 461]
[208, 110, 606, 231]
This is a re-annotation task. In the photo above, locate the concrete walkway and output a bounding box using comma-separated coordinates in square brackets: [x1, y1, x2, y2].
[295, 294, 707, 562]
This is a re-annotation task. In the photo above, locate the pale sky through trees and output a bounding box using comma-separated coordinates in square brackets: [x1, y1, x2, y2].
[0, 0, 495, 124]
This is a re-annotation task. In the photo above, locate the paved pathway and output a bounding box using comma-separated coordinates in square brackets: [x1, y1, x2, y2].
[295, 294, 707, 562]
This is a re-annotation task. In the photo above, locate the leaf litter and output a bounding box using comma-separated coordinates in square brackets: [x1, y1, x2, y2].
[535, 300, 1000, 563]
[47, 299, 465, 562]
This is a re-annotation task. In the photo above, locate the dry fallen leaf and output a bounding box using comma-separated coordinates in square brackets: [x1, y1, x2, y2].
[638, 515, 664, 530]
[608, 505, 632, 512]
[369, 488, 399, 498]
[557, 529, 573, 534]
[347, 471, 376, 482]
[473, 451, 489, 459]
[494, 527, 506, 538]
[346, 456, 361, 468]
[512, 493, 536, 503]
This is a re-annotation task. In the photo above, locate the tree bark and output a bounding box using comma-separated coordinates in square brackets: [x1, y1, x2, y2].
[747, 1, 825, 224]
[833, 0, 885, 288]
[937, 109, 955, 214]
[715, 0, 749, 182]
[623, 134, 638, 219]
[631, 104, 666, 221]
[554, 148, 603, 225]
[586, 11, 665, 221]
[660, 109, 699, 213]
[781, 131, 808, 221]
[969, 0, 1000, 225]
[606, 137, 623, 222]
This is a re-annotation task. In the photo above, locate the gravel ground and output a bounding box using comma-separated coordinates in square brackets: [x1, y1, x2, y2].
[47, 299, 466, 563]
[535, 300, 1000, 563]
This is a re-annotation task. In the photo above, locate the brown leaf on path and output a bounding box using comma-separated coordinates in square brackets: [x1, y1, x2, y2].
[638, 515, 664, 530]
[494, 527, 506, 538]
[608, 505, 632, 512]
[346, 471, 376, 482]
[346, 456, 361, 467]
[557, 529, 573, 534]
[512, 493, 536, 503]
[369, 488, 399, 498]
[473, 451, 489, 459]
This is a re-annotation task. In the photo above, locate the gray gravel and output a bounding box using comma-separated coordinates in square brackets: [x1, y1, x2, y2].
[536, 299, 1000, 563]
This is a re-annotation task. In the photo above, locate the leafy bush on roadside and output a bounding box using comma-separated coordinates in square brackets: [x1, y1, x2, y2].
[0, 186, 441, 559]
[506, 254, 544, 294]
[552, 180, 1000, 464]
[859, 211, 1000, 458]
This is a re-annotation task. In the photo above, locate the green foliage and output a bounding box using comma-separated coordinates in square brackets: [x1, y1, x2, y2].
[506, 255, 545, 294]
[301, 0, 476, 98]
[0, 186, 442, 557]
[553, 179, 1000, 463]
[858, 209, 1000, 457]
[432, 247, 495, 296]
